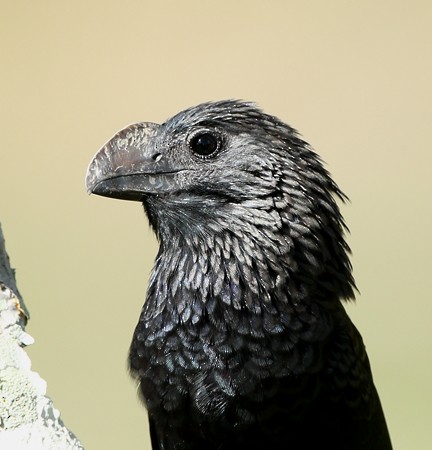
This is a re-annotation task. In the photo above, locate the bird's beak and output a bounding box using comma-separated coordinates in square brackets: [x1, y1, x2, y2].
[86, 122, 182, 201]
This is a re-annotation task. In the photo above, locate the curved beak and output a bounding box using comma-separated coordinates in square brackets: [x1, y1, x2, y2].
[86, 122, 182, 201]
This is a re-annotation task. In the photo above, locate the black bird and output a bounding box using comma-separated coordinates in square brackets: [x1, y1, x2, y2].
[86, 100, 392, 450]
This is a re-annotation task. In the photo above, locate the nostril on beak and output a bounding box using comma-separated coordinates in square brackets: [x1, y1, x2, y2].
[152, 153, 163, 162]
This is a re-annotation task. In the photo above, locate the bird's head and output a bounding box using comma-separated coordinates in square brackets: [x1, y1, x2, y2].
[86, 101, 285, 203]
[86, 100, 355, 301]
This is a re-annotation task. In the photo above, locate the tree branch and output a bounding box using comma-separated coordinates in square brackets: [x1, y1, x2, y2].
[0, 224, 83, 449]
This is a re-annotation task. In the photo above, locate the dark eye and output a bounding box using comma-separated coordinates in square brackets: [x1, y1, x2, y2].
[189, 130, 220, 158]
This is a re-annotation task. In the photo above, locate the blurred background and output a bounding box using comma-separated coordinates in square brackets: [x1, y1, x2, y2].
[1, 1, 431, 448]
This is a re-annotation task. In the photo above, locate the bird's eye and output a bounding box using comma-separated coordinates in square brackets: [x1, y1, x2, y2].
[188, 130, 220, 158]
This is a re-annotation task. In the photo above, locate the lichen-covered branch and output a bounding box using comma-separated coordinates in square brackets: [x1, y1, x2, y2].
[0, 224, 83, 449]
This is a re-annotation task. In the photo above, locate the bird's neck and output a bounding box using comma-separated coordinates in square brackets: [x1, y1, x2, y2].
[143, 209, 305, 326]
[141, 193, 353, 332]
[138, 220, 338, 371]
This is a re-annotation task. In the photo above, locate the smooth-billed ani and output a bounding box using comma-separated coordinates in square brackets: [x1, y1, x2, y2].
[86, 100, 392, 450]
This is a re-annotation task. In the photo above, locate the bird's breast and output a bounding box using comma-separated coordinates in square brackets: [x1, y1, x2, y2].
[130, 300, 330, 427]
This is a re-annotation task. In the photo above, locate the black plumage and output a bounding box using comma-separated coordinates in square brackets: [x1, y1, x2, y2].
[86, 100, 392, 450]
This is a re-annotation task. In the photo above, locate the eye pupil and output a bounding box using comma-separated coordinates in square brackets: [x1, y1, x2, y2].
[190, 132, 219, 157]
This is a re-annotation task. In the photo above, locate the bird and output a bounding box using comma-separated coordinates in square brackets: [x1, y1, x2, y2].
[86, 100, 392, 450]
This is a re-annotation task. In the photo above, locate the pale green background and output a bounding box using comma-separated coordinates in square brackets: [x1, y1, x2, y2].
[1, 1, 431, 449]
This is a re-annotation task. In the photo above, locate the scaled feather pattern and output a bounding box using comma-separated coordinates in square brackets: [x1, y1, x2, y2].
[86, 100, 392, 450]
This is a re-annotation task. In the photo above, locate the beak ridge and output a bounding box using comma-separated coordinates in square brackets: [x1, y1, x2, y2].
[86, 122, 185, 201]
